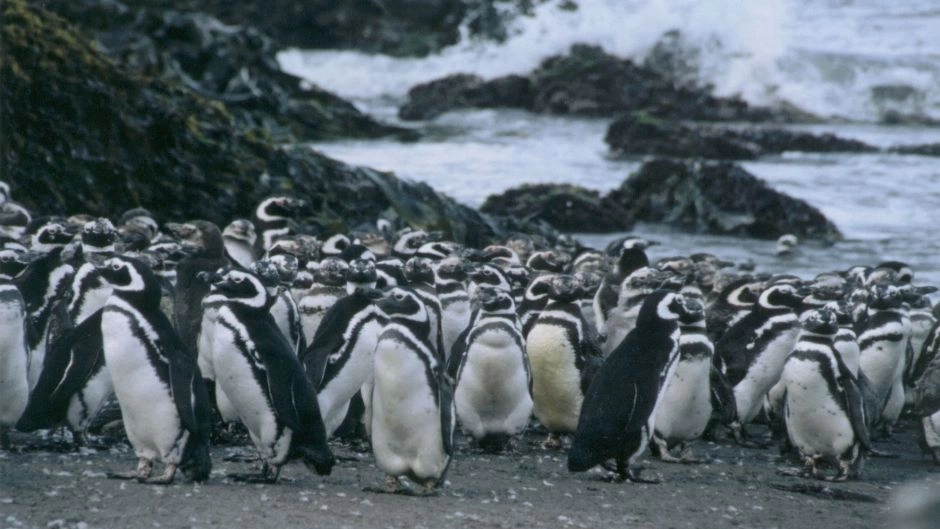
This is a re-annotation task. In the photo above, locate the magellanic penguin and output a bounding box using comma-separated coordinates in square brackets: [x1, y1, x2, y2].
[434, 256, 472, 358]
[518, 274, 555, 340]
[252, 255, 304, 355]
[210, 269, 334, 482]
[16, 218, 118, 444]
[779, 306, 871, 481]
[651, 285, 715, 462]
[0, 268, 29, 449]
[913, 345, 940, 465]
[715, 282, 805, 443]
[526, 274, 603, 449]
[857, 283, 910, 435]
[370, 287, 455, 495]
[592, 245, 649, 337]
[252, 196, 308, 254]
[403, 256, 446, 361]
[568, 290, 703, 482]
[298, 257, 349, 345]
[222, 219, 257, 270]
[450, 286, 532, 453]
[301, 259, 385, 438]
[97, 256, 211, 484]
[602, 266, 666, 354]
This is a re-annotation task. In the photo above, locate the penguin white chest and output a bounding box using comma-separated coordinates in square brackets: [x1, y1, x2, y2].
[318, 317, 383, 436]
[527, 324, 582, 433]
[654, 356, 712, 442]
[735, 324, 800, 423]
[782, 356, 854, 458]
[0, 292, 29, 426]
[102, 307, 184, 462]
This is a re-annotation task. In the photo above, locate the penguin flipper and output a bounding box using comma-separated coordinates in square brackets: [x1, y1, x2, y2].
[301, 297, 359, 388]
[709, 362, 738, 424]
[17, 309, 104, 431]
[715, 312, 761, 386]
[445, 326, 470, 383]
[439, 372, 456, 456]
[831, 345, 872, 450]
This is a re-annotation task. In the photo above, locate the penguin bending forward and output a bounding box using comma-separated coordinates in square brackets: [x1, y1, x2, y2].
[568, 290, 703, 483]
[210, 269, 334, 482]
[98, 256, 211, 484]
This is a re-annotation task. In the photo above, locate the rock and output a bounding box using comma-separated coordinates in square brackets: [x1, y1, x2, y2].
[1, 0, 493, 246]
[480, 184, 633, 233]
[605, 113, 877, 160]
[607, 159, 842, 241]
[889, 143, 940, 157]
[399, 44, 817, 122]
[42, 0, 418, 143]
[398, 73, 532, 120]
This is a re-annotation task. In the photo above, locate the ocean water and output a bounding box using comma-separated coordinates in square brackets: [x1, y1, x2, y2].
[277, 0, 940, 285]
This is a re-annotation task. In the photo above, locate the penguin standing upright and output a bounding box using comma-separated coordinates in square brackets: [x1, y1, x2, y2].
[298, 257, 349, 345]
[403, 257, 446, 360]
[434, 256, 472, 357]
[857, 284, 910, 434]
[370, 287, 454, 494]
[451, 286, 532, 453]
[568, 290, 703, 482]
[780, 306, 870, 480]
[222, 219, 257, 270]
[0, 266, 29, 449]
[651, 285, 715, 462]
[210, 269, 334, 482]
[518, 274, 555, 340]
[592, 245, 650, 336]
[98, 256, 211, 484]
[526, 274, 603, 448]
[252, 196, 307, 254]
[716, 282, 805, 442]
[602, 266, 665, 354]
[301, 259, 385, 437]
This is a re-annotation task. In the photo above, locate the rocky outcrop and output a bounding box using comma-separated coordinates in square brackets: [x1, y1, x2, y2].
[889, 143, 940, 157]
[399, 44, 816, 123]
[479, 184, 633, 233]
[607, 159, 842, 241]
[605, 114, 877, 160]
[1, 1, 494, 246]
[40, 0, 417, 143]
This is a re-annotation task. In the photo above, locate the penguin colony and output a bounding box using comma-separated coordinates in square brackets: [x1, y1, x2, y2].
[3, 181, 940, 493]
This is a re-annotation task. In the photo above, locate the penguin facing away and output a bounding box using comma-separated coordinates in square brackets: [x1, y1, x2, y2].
[97, 256, 211, 484]
[370, 286, 455, 495]
[210, 269, 334, 482]
[568, 290, 703, 483]
[452, 286, 532, 453]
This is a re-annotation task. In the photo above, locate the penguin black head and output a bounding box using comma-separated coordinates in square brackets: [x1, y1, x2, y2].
[416, 241, 459, 261]
[223, 219, 257, 246]
[167, 220, 224, 258]
[571, 251, 606, 275]
[897, 284, 937, 306]
[759, 283, 806, 310]
[118, 208, 159, 242]
[875, 261, 913, 284]
[637, 290, 694, 325]
[393, 229, 429, 259]
[481, 244, 520, 267]
[255, 196, 309, 221]
[478, 286, 516, 313]
[403, 257, 435, 286]
[378, 287, 428, 322]
[314, 257, 349, 287]
[604, 235, 657, 257]
[340, 243, 376, 263]
[81, 218, 118, 260]
[470, 263, 512, 292]
[267, 254, 299, 285]
[31, 221, 76, 252]
[0, 248, 31, 279]
[212, 269, 270, 310]
[346, 258, 377, 293]
[554, 234, 581, 257]
[620, 266, 666, 296]
[524, 273, 556, 303]
[615, 246, 649, 277]
[249, 259, 283, 291]
[548, 274, 581, 303]
[776, 234, 799, 256]
[867, 284, 903, 310]
[434, 256, 470, 283]
[675, 292, 705, 325]
[318, 233, 350, 258]
[801, 306, 839, 336]
[98, 255, 163, 309]
[573, 271, 602, 297]
[526, 250, 571, 275]
[505, 233, 536, 262]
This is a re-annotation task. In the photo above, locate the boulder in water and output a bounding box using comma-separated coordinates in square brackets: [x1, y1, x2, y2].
[480, 184, 633, 233]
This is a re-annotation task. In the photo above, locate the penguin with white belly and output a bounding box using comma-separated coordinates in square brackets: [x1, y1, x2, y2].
[98, 256, 211, 484]
[568, 290, 702, 482]
[0, 255, 29, 449]
[210, 269, 334, 482]
[451, 286, 532, 453]
[370, 287, 454, 495]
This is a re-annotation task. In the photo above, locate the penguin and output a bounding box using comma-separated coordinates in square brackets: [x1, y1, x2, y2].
[651, 285, 715, 463]
[571, 250, 606, 276]
[0, 182, 32, 241]
[370, 287, 454, 494]
[526, 250, 571, 275]
[392, 229, 430, 260]
[97, 256, 211, 484]
[222, 219, 257, 270]
[16, 218, 118, 444]
[210, 269, 334, 482]
[301, 259, 385, 437]
[403, 256, 446, 360]
[468, 263, 513, 298]
[450, 286, 532, 453]
[434, 256, 472, 357]
[857, 283, 910, 435]
[602, 266, 666, 354]
[776, 234, 800, 256]
[592, 246, 649, 336]
[568, 290, 703, 482]
[417, 241, 460, 261]
[167, 220, 227, 356]
[526, 274, 603, 448]
[252, 196, 307, 254]
[504, 233, 536, 264]
[518, 274, 555, 340]
[481, 244, 521, 268]
[0, 272, 29, 449]
[298, 257, 349, 345]
[255, 255, 305, 355]
[913, 347, 940, 464]
[716, 282, 805, 442]
[779, 306, 871, 480]
[375, 258, 406, 290]
[705, 277, 761, 345]
[320, 233, 351, 259]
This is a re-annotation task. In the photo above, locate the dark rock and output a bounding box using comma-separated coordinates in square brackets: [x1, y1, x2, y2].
[41, 0, 418, 142]
[606, 113, 877, 160]
[889, 143, 940, 157]
[607, 159, 842, 241]
[1, 1, 493, 246]
[398, 73, 533, 120]
[480, 184, 633, 233]
[399, 44, 818, 123]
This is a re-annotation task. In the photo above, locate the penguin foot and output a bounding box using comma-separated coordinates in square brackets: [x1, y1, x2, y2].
[228, 472, 278, 484]
[364, 475, 408, 495]
[867, 448, 899, 458]
[622, 468, 660, 484]
[108, 458, 152, 481]
[141, 463, 177, 485]
[541, 433, 563, 450]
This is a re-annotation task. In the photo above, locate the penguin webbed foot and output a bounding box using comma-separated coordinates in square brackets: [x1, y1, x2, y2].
[866, 447, 899, 458]
[731, 423, 771, 449]
[108, 458, 152, 481]
[142, 463, 177, 485]
[541, 432, 563, 450]
[228, 462, 280, 484]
